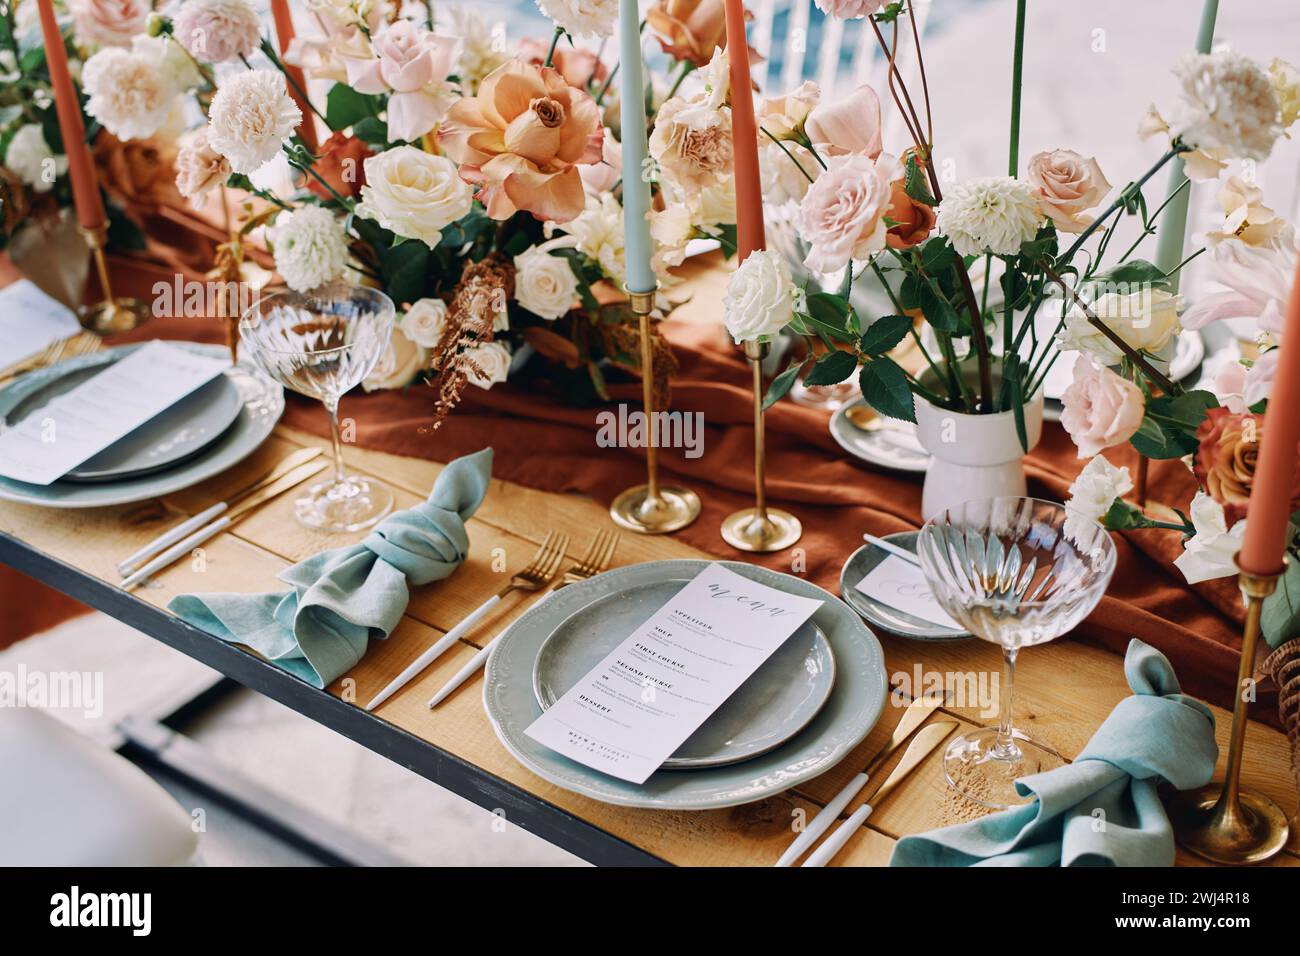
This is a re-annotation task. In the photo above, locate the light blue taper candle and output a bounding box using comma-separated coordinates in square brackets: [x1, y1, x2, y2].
[1153, 0, 1218, 292]
[618, 0, 657, 294]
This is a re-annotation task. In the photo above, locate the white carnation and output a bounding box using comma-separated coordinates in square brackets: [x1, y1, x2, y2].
[723, 249, 797, 344]
[535, 0, 617, 39]
[402, 298, 449, 348]
[464, 341, 512, 389]
[207, 70, 302, 174]
[1169, 51, 1283, 162]
[514, 239, 580, 320]
[1173, 491, 1246, 584]
[1063, 455, 1132, 545]
[5, 125, 66, 193]
[81, 47, 177, 140]
[270, 206, 351, 293]
[936, 176, 1042, 257]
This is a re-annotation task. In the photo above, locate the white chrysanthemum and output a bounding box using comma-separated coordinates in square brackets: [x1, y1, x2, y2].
[936, 176, 1042, 257]
[1169, 51, 1282, 161]
[81, 47, 176, 140]
[270, 206, 351, 293]
[207, 70, 302, 174]
[536, 0, 617, 39]
[446, 6, 511, 93]
[4, 125, 67, 193]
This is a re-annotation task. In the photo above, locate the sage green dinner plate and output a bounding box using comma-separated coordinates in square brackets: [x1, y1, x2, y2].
[484, 560, 887, 810]
[533, 578, 836, 770]
[839, 532, 972, 642]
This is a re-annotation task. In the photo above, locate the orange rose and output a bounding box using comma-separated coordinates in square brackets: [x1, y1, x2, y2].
[92, 131, 181, 209]
[438, 58, 604, 223]
[884, 179, 936, 249]
[308, 132, 373, 201]
[1194, 407, 1300, 527]
[646, 0, 729, 68]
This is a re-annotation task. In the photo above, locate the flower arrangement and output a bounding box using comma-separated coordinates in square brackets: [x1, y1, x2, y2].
[62, 0, 742, 421]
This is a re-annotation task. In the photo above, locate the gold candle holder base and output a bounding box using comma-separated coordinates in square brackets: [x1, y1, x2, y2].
[721, 340, 802, 554]
[720, 506, 802, 553]
[78, 227, 150, 334]
[609, 286, 700, 536]
[1172, 555, 1291, 865]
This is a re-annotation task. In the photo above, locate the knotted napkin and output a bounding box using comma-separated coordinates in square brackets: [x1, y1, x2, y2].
[890, 640, 1217, 867]
[169, 448, 493, 688]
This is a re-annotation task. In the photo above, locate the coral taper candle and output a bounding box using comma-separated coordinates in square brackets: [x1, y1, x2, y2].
[618, 0, 656, 294]
[270, 0, 318, 151]
[722, 0, 763, 260]
[35, 0, 105, 232]
[1238, 255, 1300, 577]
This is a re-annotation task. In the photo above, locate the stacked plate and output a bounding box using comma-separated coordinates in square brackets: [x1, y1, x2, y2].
[0, 343, 284, 508]
[483, 559, 888, 810]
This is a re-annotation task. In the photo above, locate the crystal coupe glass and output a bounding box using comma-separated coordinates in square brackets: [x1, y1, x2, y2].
[240, 284, 395, 533]
[916, 497, 1117, 809]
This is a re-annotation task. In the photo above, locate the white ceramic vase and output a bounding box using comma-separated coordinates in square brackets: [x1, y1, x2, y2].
[913, 368, 1044, 520]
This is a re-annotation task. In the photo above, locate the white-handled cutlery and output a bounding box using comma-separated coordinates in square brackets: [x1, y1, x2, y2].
[364, 530, 571, 712]
[120, 456, 329, 590]
[118, 446, 324, 576]
[774, 693, 944, 866]
[801, 721, 957, 867]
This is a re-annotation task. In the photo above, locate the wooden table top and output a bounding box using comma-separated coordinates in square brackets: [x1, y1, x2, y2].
[1, 420, 1297, 867]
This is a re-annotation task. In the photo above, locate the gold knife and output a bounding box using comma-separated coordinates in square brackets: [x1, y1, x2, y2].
[774, 693, 946, 866]
[118, 446, 324, 576]
[121, 459, 329, 590]
[801, 721, 958, 867]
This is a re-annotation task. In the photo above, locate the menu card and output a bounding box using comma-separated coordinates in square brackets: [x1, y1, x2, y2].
[0, 341, 228, 485]
[0, 280, 82, 370]
[525, 563, 823, 783]
[855, 556, 962, 629]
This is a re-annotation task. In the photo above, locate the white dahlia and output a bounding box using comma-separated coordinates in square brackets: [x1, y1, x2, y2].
[270, 205, 351, 293]
[936, 176, 1042, 258]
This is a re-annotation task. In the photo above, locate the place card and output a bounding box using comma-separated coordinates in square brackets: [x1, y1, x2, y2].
[0, 280, 82, 370]
[855, 555, 962, 630]
[0, 341, 228, 485]
[525, 563, 823, 783]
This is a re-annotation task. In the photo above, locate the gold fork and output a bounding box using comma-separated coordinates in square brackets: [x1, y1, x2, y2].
[0, 332, 102, 386]
[427, 529, 621, 708]
[365, 530, 569, 711]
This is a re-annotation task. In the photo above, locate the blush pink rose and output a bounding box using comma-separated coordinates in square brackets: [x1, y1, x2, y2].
[804, 85, 882, 159]
[812, 0, 886, 19]
[1026, 148, 1112, 234]
[796, 152, 901, 273]
[68, 0, 149, 48]
[1060, 354, 1146, 458]
[346, 22, 462, 142]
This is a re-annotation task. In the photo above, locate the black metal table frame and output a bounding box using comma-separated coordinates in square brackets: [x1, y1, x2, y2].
[1, 532, 666, 867]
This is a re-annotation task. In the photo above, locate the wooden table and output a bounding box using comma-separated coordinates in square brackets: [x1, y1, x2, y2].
[2, 421, 1298, 867]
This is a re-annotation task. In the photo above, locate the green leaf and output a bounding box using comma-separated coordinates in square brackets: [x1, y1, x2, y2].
[1092, 259, 1172, 291]
[325, 84, 382, 132]
[763, 358, 807, 409]
[1006, 355, 1028, 452]
[1129, 415, 1199, 459]
[903, 153, 936, 206]
[859, 314, 911, 357]
[917, 280, 960, 333]
[898, 274, 923, 311]
[379, 240, 431, 308]
[797, 293, 856, 344]
[351, 116, 389, 146]
[1102, 498, 1150, 531]
[804, 350, 859, 386]
[1262, 558, 1300, 648]
[1145, 389, 1218, 432]
[859, 358, 916, 423]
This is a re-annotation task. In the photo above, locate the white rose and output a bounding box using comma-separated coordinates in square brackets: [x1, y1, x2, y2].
[4, 125, 66, 193]
[1063, 455, 1133, 545]
[723, 249, 797, 344]
[364, 323, 428, 391]
[464, 340, 512, 389]
[1173, 491, 1246, 584]
[513, 239, 580, 320]
[1057, 288, 1183, 365]
[402, 297, 449, 348]
[356, 146, 473, 248]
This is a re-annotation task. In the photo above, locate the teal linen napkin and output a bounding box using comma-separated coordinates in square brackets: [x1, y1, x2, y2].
[169, 448, 493, 688]
[890, 640, 1217, 867]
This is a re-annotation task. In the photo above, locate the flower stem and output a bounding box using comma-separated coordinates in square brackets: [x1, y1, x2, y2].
[1008, 0, 1026, 177]
[761, 127, 815, 183]
[666, 59, 695, 100]
[544, 25, 563, 67]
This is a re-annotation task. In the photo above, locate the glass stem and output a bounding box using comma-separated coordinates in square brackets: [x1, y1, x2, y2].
[325, 397, 346, 484]
[993, 646, 1020, 759]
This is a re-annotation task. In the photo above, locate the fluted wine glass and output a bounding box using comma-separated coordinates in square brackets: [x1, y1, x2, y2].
[240, 284, 395, 533]
[916, 497, 1117, 809]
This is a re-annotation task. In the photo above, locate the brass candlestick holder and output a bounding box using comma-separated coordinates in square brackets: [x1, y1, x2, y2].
[608, 287, 701, 535]
[78, 227, 150, 334]
[1172, 554, 1291, 864]
[721, 340, 802, 553]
